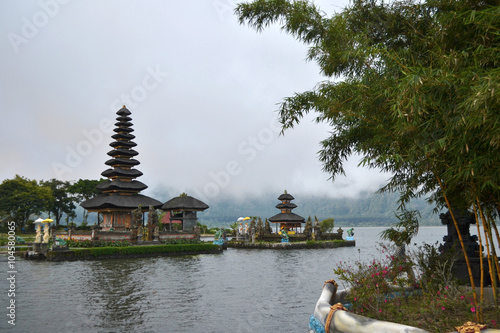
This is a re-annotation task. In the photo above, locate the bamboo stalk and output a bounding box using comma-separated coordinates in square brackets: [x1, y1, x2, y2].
[472, 204, 485, 314]
[436, 176, 479, 322]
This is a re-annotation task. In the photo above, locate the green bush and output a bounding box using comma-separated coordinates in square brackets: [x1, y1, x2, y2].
[333, 243, 497, 332]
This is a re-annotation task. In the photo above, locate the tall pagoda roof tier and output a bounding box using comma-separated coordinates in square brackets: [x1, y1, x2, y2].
[96, 179, 148, 192]
[115, 121, 133, 127]
[81, 194, 162, 210]
[110, 141, 137, 148]
[116, 107, 131, 116]
[116, 116, 132, 122]
[101, 168, 143, 178]
[107, 148, 139, 157]
[113, 127, 134, 133]
[105, 158, 140, 167]
[161, 195, 209, 211]
[112, 133, 135, 140]
[276, 202, 297, 209]
[269, 212, 305, 223]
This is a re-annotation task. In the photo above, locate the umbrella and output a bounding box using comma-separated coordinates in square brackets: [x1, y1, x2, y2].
[243, 217, 251, 221]
[34, 218, 44, 223]
[237, 217, 245, 221]
[42, 218, 53, 223]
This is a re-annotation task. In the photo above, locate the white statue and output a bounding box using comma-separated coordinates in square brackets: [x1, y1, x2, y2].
[35, 224, 42, 243]
[43, 224, 50, 243]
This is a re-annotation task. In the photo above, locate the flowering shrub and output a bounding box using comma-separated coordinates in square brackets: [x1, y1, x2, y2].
[333, 243, 498, 333]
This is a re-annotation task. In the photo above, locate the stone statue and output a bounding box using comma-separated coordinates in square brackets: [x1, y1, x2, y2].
[256, 218, 263, 240]
[35, 224, 42, 243]
[131, 206, 143, 241]
[148, 206, 158, 242]
[264, 219, 272, 235]
[314, 219, 322, 240]
[304, 217, 313, 240]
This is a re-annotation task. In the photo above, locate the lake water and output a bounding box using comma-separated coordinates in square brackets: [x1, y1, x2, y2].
[0, 226, 454, 332]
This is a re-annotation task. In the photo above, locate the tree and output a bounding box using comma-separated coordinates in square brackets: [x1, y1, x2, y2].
[67, 178, 104, 224]
[41, 179, 76, 227]
[236, 0, 499, 320]
[0, 175, 52, 230]
[320, 218, 335, 233]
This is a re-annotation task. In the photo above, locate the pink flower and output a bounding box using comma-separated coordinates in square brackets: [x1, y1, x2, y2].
[461, 296, 465, 300]
[471, 307, 476, 313]
[441, 306, 446, 311]
[379, 309, 382, 313]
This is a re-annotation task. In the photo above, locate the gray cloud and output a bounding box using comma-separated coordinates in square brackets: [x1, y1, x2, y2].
[0, 0, 390, 201]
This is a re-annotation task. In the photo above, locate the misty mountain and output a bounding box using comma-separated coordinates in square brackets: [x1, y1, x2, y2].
[156, 190, 441, 228]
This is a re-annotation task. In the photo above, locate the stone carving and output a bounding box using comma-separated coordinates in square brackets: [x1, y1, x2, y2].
[314, 218, 322, 240]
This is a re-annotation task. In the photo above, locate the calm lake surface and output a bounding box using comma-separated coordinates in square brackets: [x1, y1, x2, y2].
[1, 226, 454, 332]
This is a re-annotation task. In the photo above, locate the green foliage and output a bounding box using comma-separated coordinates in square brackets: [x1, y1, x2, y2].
[67, 178, 105, 224]
[0, 175, 52, 230]
[41, 179, 76, 227]
[320, 218, 335, 233]
[380, 209, 420, 246]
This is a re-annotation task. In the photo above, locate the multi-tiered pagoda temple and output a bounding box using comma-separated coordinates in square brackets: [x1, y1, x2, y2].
[268, 190, 305, 233]
[81, 106, 162, 230]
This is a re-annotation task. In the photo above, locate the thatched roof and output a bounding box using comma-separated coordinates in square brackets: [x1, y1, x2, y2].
[101, 167, 143, 178]
[268, 212, 305, 223]
[96, 179, 147, 192]
[276, 202, 297, 210]
[81, 193, 162, 210]
[161, 195, 209, 211]
[278, 192, 294, 201]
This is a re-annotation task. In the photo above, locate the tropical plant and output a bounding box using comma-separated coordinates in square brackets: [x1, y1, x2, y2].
[236, 0, 500, 320]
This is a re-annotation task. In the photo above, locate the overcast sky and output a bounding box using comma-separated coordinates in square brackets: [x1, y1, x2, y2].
[0, 0, 391, 203]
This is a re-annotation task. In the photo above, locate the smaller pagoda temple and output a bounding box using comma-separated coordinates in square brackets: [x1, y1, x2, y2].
[268, 190, 305, 233]
[81, 106, 162, 230]
[161, 194, 209, 232]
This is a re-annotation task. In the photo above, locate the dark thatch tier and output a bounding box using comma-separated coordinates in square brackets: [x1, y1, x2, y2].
[112, 133, 135, 140]
[161, 195, 209, 211]
[114, 121, 133, 127]
[96, 179, 148, 192]
[278, 193, 294, 201]
[268, 212, 305, 223]
[276, 202, 297, 209]
[110, 141, 137, 148]
[101, 168, 143, 178]
[81, 194, 162, 210]
[107, 148, 139, 157]
[105, 158, 140, 167]
[113, 127, 134, 133]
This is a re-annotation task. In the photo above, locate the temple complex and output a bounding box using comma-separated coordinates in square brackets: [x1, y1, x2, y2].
[269, 190, 305, 233]
[81, 106, 162, 230]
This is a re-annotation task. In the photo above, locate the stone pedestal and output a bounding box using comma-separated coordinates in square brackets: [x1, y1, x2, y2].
[33, 243, 41, 253]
